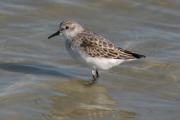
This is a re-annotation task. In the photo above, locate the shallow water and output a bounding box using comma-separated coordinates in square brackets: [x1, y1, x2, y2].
[0, 0, 180, 120]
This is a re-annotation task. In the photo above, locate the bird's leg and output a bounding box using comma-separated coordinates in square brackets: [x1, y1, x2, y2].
[87, 68, 99, 86]
[96, 69, 99, 78]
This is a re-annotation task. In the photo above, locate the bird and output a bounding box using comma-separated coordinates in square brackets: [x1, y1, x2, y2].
[48, 19, 145, 85]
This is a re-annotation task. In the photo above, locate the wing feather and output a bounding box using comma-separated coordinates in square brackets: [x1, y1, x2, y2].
[73, 30, 145, 59]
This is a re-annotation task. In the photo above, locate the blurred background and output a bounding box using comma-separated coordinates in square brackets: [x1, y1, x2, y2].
[0, 0, 180, 120]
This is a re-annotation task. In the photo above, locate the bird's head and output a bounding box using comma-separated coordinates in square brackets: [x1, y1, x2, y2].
[48, 19, 84, 39]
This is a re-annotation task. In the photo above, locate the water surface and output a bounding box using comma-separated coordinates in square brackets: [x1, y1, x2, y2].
[0, 0, 180, 120]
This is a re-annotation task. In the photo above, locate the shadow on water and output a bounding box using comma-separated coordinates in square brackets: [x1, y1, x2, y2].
[46, 80, 137, 120]
[0, 63, 72, 78]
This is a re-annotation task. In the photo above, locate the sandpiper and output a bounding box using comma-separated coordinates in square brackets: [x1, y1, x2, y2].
[48, 19, 145, 85]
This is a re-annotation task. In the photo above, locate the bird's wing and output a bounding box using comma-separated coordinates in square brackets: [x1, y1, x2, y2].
[73, 31, 145, 59]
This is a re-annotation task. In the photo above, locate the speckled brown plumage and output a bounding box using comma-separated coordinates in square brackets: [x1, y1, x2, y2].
[48, 19, 146, 85]
[72, 30, 145, 59]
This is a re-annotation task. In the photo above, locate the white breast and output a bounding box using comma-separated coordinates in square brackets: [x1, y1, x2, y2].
[65, 39, 88, 65]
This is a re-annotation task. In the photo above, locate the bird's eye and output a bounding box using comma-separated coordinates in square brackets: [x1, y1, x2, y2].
[65, 26, 69, 29]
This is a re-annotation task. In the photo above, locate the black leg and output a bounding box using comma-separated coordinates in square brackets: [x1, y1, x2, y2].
[96, 70, 99, 78]
[86, 69, 99, 86]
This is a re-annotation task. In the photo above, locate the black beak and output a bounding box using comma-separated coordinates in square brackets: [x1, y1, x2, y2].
[48, 31, 60, 39]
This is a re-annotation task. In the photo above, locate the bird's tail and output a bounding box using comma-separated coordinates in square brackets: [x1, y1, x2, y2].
[121, 49, 146, 59]
[130, 52, 146, 59]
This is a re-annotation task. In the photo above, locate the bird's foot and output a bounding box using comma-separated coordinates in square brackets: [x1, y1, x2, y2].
[85, 79, 97, 86]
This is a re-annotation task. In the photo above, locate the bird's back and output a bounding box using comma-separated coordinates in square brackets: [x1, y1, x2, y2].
[72, 30, 145, 60]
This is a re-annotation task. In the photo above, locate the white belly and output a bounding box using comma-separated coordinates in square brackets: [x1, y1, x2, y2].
[84, 57, 125, 70]
[65, 40, 131, 70]
[66, 45, 123, 70]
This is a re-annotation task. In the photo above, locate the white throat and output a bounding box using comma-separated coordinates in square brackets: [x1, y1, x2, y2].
[63, 27, 84, 39]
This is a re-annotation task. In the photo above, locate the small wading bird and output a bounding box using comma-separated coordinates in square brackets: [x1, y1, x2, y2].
[48, 20, 145, 85]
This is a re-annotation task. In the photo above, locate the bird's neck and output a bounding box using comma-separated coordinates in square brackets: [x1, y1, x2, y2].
[64, 28, 84, 39]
